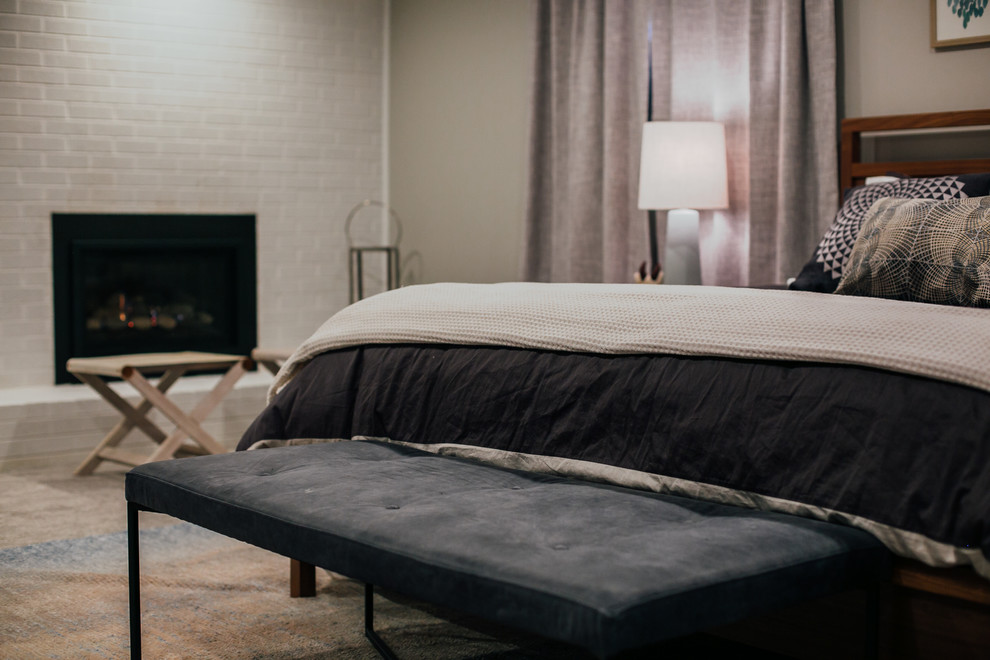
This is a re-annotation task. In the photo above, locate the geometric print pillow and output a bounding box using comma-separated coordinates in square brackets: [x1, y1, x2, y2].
[789, 173, 990, 292]
[835, 196, 990, 307]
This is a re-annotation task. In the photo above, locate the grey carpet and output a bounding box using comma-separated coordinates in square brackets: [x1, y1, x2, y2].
[0, 455, 786, 658]
[1, 521, 590, 659]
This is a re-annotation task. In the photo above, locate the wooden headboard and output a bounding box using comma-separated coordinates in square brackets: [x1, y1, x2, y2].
[834, 109, 990, 614]
[840, 109, 990, 193]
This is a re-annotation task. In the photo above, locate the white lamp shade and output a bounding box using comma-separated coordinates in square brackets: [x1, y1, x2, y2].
[637, 121, 728, 210]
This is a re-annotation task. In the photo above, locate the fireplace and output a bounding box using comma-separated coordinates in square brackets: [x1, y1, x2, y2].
[52, 214, 257, 384]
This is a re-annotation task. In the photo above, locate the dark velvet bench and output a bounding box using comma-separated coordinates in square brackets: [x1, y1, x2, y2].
[125, 440, 890, 659]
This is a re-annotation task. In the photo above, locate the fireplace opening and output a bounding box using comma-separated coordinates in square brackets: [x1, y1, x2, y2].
[52, 214, 257, 385]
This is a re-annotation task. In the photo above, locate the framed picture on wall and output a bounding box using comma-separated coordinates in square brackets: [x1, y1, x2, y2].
[931, 0, 990, 48]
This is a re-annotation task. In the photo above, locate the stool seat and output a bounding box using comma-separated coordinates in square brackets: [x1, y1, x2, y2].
[249, 347, 294, 376]
[68, 351, 246, 378]
[69, 351, 252, 475]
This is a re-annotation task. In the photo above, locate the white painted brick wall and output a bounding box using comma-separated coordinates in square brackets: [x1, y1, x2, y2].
[0, 0, 385, 390]
[0, 0, 383, 464]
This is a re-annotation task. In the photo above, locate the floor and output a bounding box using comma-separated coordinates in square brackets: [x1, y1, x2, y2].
[0, 452, 808, 659]
[0, 451, 176, 549]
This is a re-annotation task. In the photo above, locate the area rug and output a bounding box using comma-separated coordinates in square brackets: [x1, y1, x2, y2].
[0, 521, 585, 659]
[0, 521, 781, 659]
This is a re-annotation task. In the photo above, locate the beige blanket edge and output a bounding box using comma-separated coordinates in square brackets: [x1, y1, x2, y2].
[270, 282, 990, 403]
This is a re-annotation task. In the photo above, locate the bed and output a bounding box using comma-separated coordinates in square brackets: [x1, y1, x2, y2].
[238, 109, 990, 658]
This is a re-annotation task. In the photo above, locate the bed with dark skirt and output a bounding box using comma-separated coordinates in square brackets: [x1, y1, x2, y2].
[240, 282, 990, 576]
[239, 110, 990, 657]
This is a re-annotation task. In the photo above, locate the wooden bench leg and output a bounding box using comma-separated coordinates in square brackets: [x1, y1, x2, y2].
[290, 558, 316, 598]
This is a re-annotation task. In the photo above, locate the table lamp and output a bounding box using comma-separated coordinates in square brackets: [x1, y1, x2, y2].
[637, 122, 728, 285]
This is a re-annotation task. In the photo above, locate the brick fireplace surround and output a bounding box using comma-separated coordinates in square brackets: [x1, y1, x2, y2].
[0, 0, 385, 465]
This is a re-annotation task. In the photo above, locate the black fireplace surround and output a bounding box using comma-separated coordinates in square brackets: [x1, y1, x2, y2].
[52, 214, 257, 384]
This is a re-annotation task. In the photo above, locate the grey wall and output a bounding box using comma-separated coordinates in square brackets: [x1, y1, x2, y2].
[389, 0, 533, 285]
[387, 0, 990, 286]
[841, 0, 990, 117]
[841, 0, 990, 163]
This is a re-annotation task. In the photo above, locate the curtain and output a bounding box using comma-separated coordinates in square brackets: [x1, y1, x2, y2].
[523, 0, 650, 283]
[522, 0, 837, 286]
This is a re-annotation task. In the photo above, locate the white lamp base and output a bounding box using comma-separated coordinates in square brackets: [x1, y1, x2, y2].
[663, 208, 701, 285]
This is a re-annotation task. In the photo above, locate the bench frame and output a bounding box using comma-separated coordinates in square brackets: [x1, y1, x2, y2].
[124, 441, 892, 659]
[127, 501, 401, 660]
[126, 503, 882, 660]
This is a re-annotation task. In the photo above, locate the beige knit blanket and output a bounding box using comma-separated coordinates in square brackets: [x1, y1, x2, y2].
[270, 282, 990, 402]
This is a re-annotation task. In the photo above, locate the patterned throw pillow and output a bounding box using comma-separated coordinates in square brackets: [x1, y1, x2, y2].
[790, 173, 990, 292]
[835, 196, 990, 307]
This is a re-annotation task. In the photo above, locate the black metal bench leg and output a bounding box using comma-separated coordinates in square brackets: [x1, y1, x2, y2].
[365, 583, 399, 660]
[127, 501, 142, 660]
[865, 584, 880, 660]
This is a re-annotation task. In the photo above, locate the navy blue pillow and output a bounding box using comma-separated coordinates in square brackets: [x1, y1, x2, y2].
[790, 173, 990, 293]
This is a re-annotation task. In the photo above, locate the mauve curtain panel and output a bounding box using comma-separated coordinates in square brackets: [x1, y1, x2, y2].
[522, 0, 837, 287]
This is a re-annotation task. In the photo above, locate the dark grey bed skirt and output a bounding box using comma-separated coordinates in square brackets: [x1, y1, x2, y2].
[238, 344, 990, 577]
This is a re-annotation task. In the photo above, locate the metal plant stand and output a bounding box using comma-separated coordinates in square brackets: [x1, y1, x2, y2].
[346, 200, 402, 303]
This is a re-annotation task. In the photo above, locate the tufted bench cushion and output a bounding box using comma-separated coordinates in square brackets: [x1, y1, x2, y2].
[125, 440, 889, 658]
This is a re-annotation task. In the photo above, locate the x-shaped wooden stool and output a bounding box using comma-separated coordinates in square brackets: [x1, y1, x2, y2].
[250, 347, 294, 376]
[70, 352, 253, 475]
